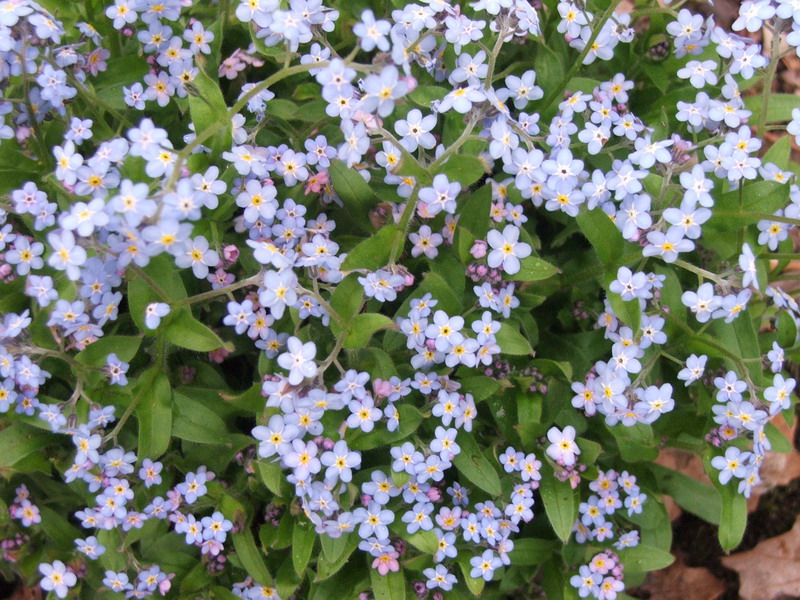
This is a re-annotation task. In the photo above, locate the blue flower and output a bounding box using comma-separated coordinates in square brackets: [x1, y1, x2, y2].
[354, 501, 395, 540]
[470, 549, 502, 581]
[75, 535, 106, 559]
[424, 564, 457, 591]
[320, 440, 361, 483]
[418, 174, 461, 216]
[253, 414, 300, 459]
[353, 9, 390, 52]
[486, 225, 531, 274]
[144, 302, 170, 329]
[711, 446, 751, 484]
[38, 560, 77, 599]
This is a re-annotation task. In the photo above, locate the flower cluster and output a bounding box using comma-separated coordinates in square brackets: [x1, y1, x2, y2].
[0, 0, 798, 598]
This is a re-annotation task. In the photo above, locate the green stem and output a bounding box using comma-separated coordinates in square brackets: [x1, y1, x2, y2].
[128, 265, 170, 302]
[540, 0, 624, 110]
[175, 273, 263, 307]
[758, 20, 785, 140]
[295, 285, 345, 328]
[661, 309, 755, 390]
[161, 60, 334, 195]
[759, 253, 800, 260]
[713, 210, 800, 227]
[629, 350, 661, 391]
[673, 259, 728, 287]
[103, 368, 158, 443]
[429, 115, 479, 172]
[389, 188, 420, 266]
[376, 126, 428, 172]
[484, 21, 507, 91]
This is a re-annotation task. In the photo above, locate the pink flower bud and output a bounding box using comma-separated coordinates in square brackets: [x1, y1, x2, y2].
[15, 126, 30, 143]
[373, 379, 392, 398]
[470, 240, 488, 259]
[223, 244, 239, 263]
[402, 75, 418, 93]
[426, 487, 442, 502]
[158, 574, 174, 596]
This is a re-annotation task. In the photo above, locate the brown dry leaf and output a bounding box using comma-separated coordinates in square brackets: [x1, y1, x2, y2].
[759, 415, 800, 487]
[746, 415, 800, 511]
[637, 555, 725, 600]
[9, 584, 42, 600]
[655, 448, 712, 520]
[616, 0, 634, 13]
[721, 517, 800, 600]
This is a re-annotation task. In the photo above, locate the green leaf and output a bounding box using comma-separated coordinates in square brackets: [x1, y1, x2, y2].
[232, 530, 272, 584]
[617, 545, 675, 573]
[128, 254, 187, 331]
[744, 93, 800, 123]
[530, 359, 573, 381]
[97, 530, 128, 571]
[718, 484, 747, 552]
[707, 181, 790, 232]
[277, 553, 302, 600]
[164, 307, 225, 352]
[456, 185, 492, 239]
[0, 423, 54, 472]
[75, 335, 141, 368]
[172, 391, 228, 444]
[764, 420, 793, 453]
[651, 464, 721, 525]
[38, 506, 82, 550]
[507, 538, 559, 565]
[539, 467, 578, 542]
[436, 155, 486, 187]
[343, 313, 394, 349]
[329, 160, 379, 232]
[341, 225, 402, 271]
[458, 376, 501, 402]
[318, 534, 358, 580]
[457, 554, 486, 596]
[576, 209, 623, 266]
[212, 587, 244, 600]
[0, 278, 27, 313]
[704, 456, 747, 551]
[566, 77, 601, 94]
[408, 85, 448, 107]
[403, 529, 438, 555]
[330, 273, 364, 333]
[452, 431, 502, 496]
[257, 460, 287, 497]
[393, 271, 462, 318]
[496, 322, 534, 356]
[576, 438, 602, 466]
[370, 568, 406, 600]
[292, 521, 316, 576]
[606, 290, 641, 333]
[777, 310, 798, 348]
[136, 369, 173, 459]
[348, 404, 423, 450]
[504, 256, 559, 282]
[535, 45, 565, 103]
[763, 134, 791, 170]
[188, 68, 231, 154]
[608, 423, 658, 462]
[93, 54, 150, 91]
